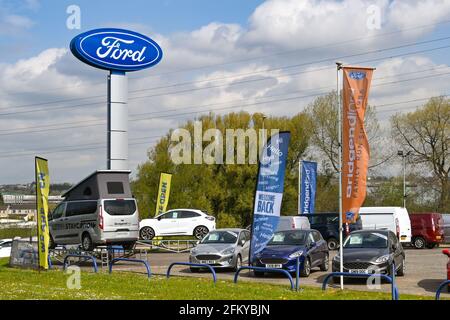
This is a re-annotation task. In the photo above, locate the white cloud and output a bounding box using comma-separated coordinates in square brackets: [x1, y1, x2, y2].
[1, 0, 450, 183]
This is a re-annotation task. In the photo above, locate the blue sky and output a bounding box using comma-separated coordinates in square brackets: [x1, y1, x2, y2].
[1, 0, 265, 62]
[1, 0, 450, 183]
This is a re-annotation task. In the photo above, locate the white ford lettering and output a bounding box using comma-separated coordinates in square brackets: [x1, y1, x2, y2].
[96, 36, 147, 62]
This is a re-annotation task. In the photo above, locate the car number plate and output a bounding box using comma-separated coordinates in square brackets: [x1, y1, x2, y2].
[200, 260, 216, 264]
[266, 264, 282, 269]
[349, 269, 369, 274]
[436, 236, 442, 240]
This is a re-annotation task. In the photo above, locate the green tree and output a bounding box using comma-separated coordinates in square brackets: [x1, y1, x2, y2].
[391, 96, 450, 212]
[305, 91, 384, 174]
[131, 111, 313, 227]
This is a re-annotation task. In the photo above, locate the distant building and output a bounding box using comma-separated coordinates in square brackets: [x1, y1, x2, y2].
[0, 204, 36, 221]
[1, 194, 63, 204]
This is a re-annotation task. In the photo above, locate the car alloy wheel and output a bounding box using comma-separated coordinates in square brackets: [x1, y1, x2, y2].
[301, 258, 311, 277]
[234, 255, 242, 271]
[320, 254, 329, 271]
[397, 258, 406, 276]
[82, 234, 93, 251]
[140, 227, 155, 240]
[414, 237, 425, 249]
[194, 226, 209, 240]
[327, 238, 339, 251]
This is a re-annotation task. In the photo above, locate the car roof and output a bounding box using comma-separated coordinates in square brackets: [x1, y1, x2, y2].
[165, 209, 206, 213]
[211, 228, 246, 233]
[350, 229, 390, 235]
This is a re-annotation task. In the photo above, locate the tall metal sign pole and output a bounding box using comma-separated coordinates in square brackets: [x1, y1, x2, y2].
[336, 61, 344, 290]
[108, 71, 128, 170]
[70, 28, 163, 170]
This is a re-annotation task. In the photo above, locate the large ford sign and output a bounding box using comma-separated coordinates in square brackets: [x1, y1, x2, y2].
[70, 28, 163, 72]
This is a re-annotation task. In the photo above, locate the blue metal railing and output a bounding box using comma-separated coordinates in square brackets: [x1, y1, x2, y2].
[63, 254, 98, 273]
[435, 280, 450, 300]
[234, 266, 295, 291]
[322, 264, 399, 300]
[109, 258, 151, 278]
[167, 262, 217, 284]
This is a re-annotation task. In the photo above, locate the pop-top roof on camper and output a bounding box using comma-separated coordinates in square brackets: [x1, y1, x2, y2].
[62, 170, 132, 201]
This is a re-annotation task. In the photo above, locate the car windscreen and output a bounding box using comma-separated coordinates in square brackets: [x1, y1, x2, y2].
[201, 231, 238, 244]
[344, 232, 388, 248]
[268, 231, 307, 245]
[103, 200, 136, 216]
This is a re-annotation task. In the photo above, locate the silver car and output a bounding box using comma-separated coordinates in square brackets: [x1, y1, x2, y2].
[189, 228, 250, 271]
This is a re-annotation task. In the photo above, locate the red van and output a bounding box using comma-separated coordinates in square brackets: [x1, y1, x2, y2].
[410, 213, 445, 249]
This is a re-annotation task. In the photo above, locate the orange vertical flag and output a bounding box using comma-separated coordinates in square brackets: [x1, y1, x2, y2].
[342, 67, 374, 224]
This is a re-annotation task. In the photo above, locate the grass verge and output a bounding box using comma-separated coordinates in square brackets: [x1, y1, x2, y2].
[0, 258, 436, 300]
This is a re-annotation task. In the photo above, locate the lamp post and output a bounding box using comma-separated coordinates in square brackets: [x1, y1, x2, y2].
[397, 150, 411, 208]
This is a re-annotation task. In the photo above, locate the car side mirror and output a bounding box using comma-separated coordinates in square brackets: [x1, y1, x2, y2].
[391, 244, 397, 251]
[157, 216, 162, 221]
[240, 239, 246, 246]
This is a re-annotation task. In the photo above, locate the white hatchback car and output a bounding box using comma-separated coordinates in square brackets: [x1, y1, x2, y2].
[139, 209, 216, 240]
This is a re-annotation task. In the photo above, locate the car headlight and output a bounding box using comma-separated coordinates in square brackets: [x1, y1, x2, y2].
[191, 248, 198, 255]
[289, 250, 303, 259]
[222, 247, 235, 255]
[374, 254, 390, 264]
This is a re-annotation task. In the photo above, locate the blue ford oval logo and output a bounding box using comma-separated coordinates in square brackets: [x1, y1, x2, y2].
[70, 28, 163, 72]
[349, 71, 366, 80]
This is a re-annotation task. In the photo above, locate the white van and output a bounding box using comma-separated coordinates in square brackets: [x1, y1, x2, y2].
[276, 216, 311, 231]
[359, 207, 412, 243]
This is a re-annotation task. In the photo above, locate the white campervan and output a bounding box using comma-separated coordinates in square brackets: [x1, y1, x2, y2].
[359, 207, 412, 243]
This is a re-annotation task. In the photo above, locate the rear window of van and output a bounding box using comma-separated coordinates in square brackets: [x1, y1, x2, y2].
[104, 200, 136, 216]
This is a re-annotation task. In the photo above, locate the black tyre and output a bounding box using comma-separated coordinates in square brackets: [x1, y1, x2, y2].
[327, 238, 339, 251]
[254, 271, 265, 277]
[426, 243, 436, 249]
[397, 259, 405, 277]
[81, 233, 94, 251]
[413, 237, 426, 249]
[140, 226, 155, 240]
[193, 226, 209, 240]
[300, 258, 311, 277]
[320, 254, 329, 271]
[122, 242, 135, 251]
[48, 235, 56, 250]
[233, 255, 242, 272]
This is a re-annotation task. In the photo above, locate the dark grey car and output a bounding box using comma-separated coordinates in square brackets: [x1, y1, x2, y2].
[189, 228, 250, 271]
[332, 230, 406, 279]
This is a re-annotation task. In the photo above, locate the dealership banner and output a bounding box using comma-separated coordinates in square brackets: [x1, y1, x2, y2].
[35, 157, 50, 270]
[342, 67, 374, 224]
[250, 131, 291, 263]
[155, 172, 172, 216]
[299, 161, 317, 215]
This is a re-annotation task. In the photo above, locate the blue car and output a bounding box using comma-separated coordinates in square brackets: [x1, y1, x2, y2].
[253, 229, 329, 277]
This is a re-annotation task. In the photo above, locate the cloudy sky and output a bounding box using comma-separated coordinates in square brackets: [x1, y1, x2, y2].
[0, 0, 450, 184]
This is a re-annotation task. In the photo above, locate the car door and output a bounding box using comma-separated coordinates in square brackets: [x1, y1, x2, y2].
[180, 210, 201, 234]
[307, 232, 321, 266]
[239, 231, 251, 263]
[313, 230, 328, 260]
[156, 211, 181, 235]
[389, 232, 403, 268]
[48, 202, 66, 243]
